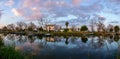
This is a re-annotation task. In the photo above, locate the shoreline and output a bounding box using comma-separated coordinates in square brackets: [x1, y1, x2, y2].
[0, 31, 120, 36]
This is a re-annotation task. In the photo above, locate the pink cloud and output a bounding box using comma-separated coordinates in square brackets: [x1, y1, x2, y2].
[22, 0, 41, 8]
[5, 0, 14, 7]
[12, 7, 42, 20]
[11, 0, 102, 21]
[12, 8, 23, 16]
[12, 0, 68, 20]
[72, 0, 82, 5]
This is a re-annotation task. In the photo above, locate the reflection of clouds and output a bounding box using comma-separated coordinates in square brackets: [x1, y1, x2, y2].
[15, 42, 41, 55]
[2, 34, 120, 56]
[3, 34, 16, 46]
[46, 37, 55, 42]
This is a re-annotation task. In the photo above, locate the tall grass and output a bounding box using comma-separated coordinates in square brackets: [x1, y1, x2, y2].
[0, 36, 24, 59]
[0, 46, 24, 59]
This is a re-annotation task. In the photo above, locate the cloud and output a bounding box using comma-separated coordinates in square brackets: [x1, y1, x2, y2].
[72, 0, 82, 5]
[12, 8, 23, 16]
[10, 0, 105, 22]
[5, 0, 14, 7]
[22, 0, 41, 8]
[12, 7, 42, 20]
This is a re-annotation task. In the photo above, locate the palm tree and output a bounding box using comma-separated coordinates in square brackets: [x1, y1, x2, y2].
[65, 21, 69, 29]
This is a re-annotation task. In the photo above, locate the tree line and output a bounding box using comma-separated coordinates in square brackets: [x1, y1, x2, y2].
[0, 16, 120, 33]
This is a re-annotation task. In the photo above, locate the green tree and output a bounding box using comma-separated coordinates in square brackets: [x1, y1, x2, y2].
[80, 25, 88, 31]
[65, 21, 69, 29]
[114, 25, 119, 32]
[109, 28, 113, 32]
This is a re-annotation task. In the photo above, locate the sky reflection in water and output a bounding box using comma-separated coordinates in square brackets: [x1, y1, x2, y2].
[2, 34, 120, 59]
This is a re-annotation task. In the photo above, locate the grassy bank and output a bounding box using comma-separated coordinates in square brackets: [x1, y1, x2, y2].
[0, 30, 119, 36]
[0, 36, 24, 59]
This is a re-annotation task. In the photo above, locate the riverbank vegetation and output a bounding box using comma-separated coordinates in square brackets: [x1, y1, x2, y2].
[0, 17, 120, 36]
[0, 36, 24, 59]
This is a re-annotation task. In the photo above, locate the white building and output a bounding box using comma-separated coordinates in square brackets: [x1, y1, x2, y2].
[46, 24, 55, 31]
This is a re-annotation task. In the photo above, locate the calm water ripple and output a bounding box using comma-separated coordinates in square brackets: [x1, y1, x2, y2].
[1, 34, 120, 59]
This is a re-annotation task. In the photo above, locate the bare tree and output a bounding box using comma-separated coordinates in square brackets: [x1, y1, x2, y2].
[28, 22, 36, 31]
[2, 26, 8, 31]
[71, 25, 76, 31]
[89, 18, 96, 32]
[16, 21, 27, 31]
[95, 15, 106, 32]
[107, 24, 113, 32]
[6, 24, 15, 31]
[37, 18, 50, 30]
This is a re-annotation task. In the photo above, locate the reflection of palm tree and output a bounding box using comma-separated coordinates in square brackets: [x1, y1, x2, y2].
[65, 37, 69, 45]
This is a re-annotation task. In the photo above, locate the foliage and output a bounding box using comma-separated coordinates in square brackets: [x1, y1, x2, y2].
[80, 25, 88, 31]
[38, 27, 43, 31]
[0, 47, 24, 59]
[109, 28, 113, 32]
[114, 25, 120, 32]
[65, 21, 69, 29]
[0, 38, 3, 47]
[0, 36, 24, 59]
[81, 36, 88, 43]
[64, 29, 69, 32]
[53, 32, 82, 36]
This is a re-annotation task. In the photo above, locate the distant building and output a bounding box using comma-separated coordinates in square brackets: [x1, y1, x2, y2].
[46, 24, 55, 31]
[46, 24, 62, 31]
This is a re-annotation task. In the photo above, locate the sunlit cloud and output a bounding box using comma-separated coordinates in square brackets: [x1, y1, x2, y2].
[12, 8, 23, 16]
[72, 0, 82, 6]
[0, 0, 120, 25]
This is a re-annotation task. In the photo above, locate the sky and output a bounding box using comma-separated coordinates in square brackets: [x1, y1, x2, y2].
[0, 0, 120, 27]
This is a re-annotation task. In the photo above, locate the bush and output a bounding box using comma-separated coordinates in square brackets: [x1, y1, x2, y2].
[64, 29, 69, 32]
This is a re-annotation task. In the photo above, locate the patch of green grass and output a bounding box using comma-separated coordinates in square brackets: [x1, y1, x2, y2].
[0, 46, 24, 59]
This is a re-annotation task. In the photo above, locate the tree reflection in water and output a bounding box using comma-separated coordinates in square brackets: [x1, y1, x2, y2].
[114, 35, 119, 42]
[1, 34, 120, 59]
[65, 37, 69, 45]
[81, 36, 88, 43]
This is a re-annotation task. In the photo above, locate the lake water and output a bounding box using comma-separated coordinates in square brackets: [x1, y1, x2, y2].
[1, 34, 120, 59]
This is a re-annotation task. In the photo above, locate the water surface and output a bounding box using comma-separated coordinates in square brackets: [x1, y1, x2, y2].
[1, 34, 120, 59]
